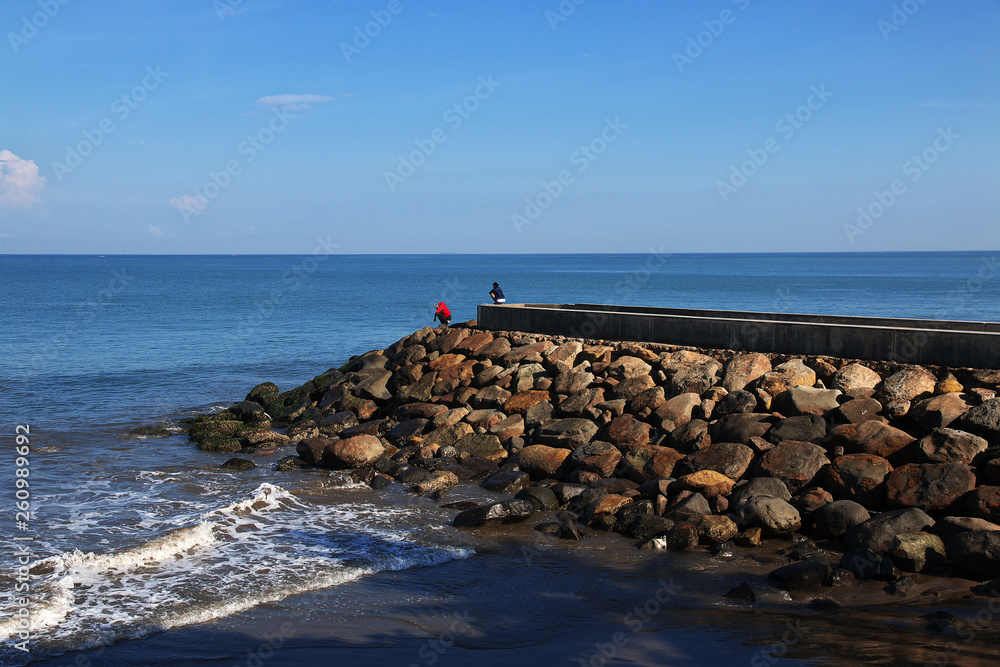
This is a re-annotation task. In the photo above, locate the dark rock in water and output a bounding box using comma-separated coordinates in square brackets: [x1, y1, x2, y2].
[840, 548, 898, 582]
[131, 426, 173, 438]
[697, 515, 738, 545]
[922, 610, 963, 634]
[550, 482, 588, 507]
[481, 470, 530, 495]
[665, 522, 700, 551]
[847, 507, 934, 554]
[394, 466, 432, 485]
[767, 415, 827, 444]
[885, 462, 975, 511]
[440, 500, 480, 511]
[808, 598, 842, 612]
[884, 575, 915, 597]
[767, 559, 832, 591]
[622, 514, 674, 540]
[369, 474, 393, 490]
[321, 435, 385, 469]
[275, 455, 307, 471]
[754, 440, 828, 494]
[566, 487, 608, 514]
[453, 499, 535, 527]
[515, 486, 559, 511]
[814, 500, 870, 539]
[945, 530, 1000, 580]
[221, 457, 255, 471]
[735, 527, 763, 547]
[537, 512, 585, 540]
[827, 568, 856, 588]
[246, 382, 281, 407]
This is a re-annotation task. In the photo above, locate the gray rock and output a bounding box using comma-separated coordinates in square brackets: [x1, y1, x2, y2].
[814, 500, 871, 539]
[729, 477, 792, 507]
[767, 559, 832, 591]
[452, 499, 535, 527]
[847, 508, 935, 554]
[734, 496, 802, 536]
[515, 486, 559, 511]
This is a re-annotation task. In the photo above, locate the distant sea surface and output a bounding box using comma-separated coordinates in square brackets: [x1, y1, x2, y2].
[3, 251, 1000, 666]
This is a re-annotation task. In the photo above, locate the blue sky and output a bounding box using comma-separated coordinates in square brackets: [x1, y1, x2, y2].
[1, 0, 997, 254]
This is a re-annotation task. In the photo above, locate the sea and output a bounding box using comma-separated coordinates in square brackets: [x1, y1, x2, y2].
[3, 252, 1000, 667]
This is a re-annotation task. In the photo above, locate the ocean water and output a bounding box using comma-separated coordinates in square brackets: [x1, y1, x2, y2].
[3, 251, 1000, 666]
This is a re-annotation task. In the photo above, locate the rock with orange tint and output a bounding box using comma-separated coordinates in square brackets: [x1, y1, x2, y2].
[503, 390, 551, 415]
[676, 470, 735, 498]
[518, 445, 571, 479]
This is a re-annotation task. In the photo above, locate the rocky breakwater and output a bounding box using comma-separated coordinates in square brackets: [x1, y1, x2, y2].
[183, 321, 1000, 598]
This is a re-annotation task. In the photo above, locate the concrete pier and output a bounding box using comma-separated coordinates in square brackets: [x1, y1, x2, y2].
[476, 303, 1000, 369]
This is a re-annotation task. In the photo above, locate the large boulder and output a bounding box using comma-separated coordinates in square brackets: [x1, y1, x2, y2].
[653, 393, 701, 431]
[814, 500, 871, 539]
[518, 445, 571, 479]
[847, 508, 934, 554]
[945, 531, 1000, 580]
[825, 454, 893, 507]
[840, 420, 916, 459]
[607, 414, 651, 449]
[353, 369, 393, 402]
[722, 353, 772, 392]
[956, 398, 1000, 439]
[568, 441, 622, 478]
[558, 388, 605, 418]
[754, 441, 829, 494]
[966, 486, 1000, 523]
[876, 367, 936, 405]
[619, 446, 685, 482]
[545, 341, 583, 369]
[733, 496, 802, 536]
[729, 477, 791, 506]
[714, 389, 758, 418]
[710, 413, 773, 445]
[887, 532, 946, 573]
[676, 442, 755, 480]
[453, 434, 507, 462]
[832, 363, 882, 395]
[773, 387, 842, 417]
[659, 350, 722, 395]
[553, 368, 595, 394]
[910, 393, 970, 431]
[885, 463, 976, 511]
[321, 435, 385, 469]
[453, 499, 535, 527]
[767, 559, 832, 591]
[919, 428, 988, 465]
[503, 390, 551, 416]
[607, 355, 652, 380]
[535, 418, 599, 450]
[767, 415, 826, 444]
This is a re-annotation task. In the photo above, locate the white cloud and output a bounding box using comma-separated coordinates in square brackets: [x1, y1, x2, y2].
[0, 150, 46, 208]
[169, 194, 206, 214]
[254, 93, 346, 111]
[148, 225, 164, 237]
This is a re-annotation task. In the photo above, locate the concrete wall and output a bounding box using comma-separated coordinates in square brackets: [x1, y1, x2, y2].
[477, 303, 1000, 369]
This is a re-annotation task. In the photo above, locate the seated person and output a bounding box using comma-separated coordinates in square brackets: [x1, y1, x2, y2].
[489, 282, 506, 304]
[434, 302, 452, 326]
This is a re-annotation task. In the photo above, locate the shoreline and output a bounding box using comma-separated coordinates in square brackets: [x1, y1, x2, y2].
[182, 319, 1000, 616]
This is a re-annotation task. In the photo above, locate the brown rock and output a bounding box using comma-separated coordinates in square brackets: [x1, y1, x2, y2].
[722, 353, 772, 392]
[678, 442, 755, 480]
[475, 337, 511, 360]
[321, 435, 385, 469]
[833, 398, 884, 425]
[910, 393, 970, 431]
[885, 463, 976, 511]
[607, 355, 653, 380]
[629, 386, 666, 416]
[826, 454, 893, 506]
[613, 375, 657, 400]
[619, 445, 685, 482]
[503, 341, 554, 364]
[429, 329, 470, 354]
[675, 470, 735, 498]
[671, 419, 711, 452]
[842, 420, 917, 459]
[697, 515, 739, 544]
[654, 392, 701, 431]
[967, 487, 1000, 523]
[553, 368, 595, 394]
[535, 418, 600, 450]
[558, 388, 605, 417]
[660, 350, 722, 395]
[412, 471, 460, 495]
[545, 341, 583, 370]
[607, 414, 651, 449]
[569, 441, 623, 478]
[428, 353, 467, 371]
[451, 331, 493, 355]
[453, 433, 507, 462]
[422, 422, 474, 448]
[754, 440, 829, 494]
[433, 407, 470, 428]
[489, 414, 525, 442]
[503, 390, 551, 415]
[935, 373, 964, 395]
[877, 367, 937, 405]
[919, 428, 988, 464]
[471, 385, 513, 410]
[518, 445, 571, 479]
[832, 363, 882, 394]
[296, 436, 332, 465]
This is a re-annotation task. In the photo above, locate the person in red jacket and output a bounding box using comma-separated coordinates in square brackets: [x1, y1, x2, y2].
[433, 302, 451, 327]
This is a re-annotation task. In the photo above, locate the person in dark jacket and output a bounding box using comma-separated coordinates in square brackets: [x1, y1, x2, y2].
[489, 282, 506, 304]
[434, 302, 451, 326]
